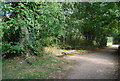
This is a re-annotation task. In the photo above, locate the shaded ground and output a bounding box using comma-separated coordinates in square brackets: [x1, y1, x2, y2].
[55, 45, 119, 79]
[2, 56, 68, 79]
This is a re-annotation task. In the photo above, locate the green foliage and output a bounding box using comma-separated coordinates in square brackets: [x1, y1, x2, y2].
[1, 2, 119, 58]
[113, 34, 120, 44]
[2, 42, 24, 58]
[1, 2, 65, 58]
[60, 2, 119, 48]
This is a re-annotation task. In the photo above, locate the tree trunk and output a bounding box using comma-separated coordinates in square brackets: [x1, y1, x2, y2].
[20, 26, 33, 65]
[20, 26, 30, 57]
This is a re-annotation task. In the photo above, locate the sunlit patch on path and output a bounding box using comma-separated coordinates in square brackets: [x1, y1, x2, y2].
[67, 56, 114, 65]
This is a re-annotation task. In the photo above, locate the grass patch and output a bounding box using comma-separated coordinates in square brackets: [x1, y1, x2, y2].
[107, 45, 112, 47]
[77, 49, 88, 52]
[2, 56, 69, 79]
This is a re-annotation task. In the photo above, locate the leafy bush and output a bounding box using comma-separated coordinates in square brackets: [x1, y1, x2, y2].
[1, 2, 65, 58]
[2, 42, 24, 58]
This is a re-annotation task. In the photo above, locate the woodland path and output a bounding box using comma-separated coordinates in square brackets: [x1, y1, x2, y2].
[56, 45, 119, 79]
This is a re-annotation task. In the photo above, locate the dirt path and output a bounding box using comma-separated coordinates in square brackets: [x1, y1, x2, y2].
[56, 45, 119, 79]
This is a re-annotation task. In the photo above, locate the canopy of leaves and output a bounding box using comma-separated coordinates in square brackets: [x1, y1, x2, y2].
[61, 2, 119, 48]
[1, 2, 119, 58]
